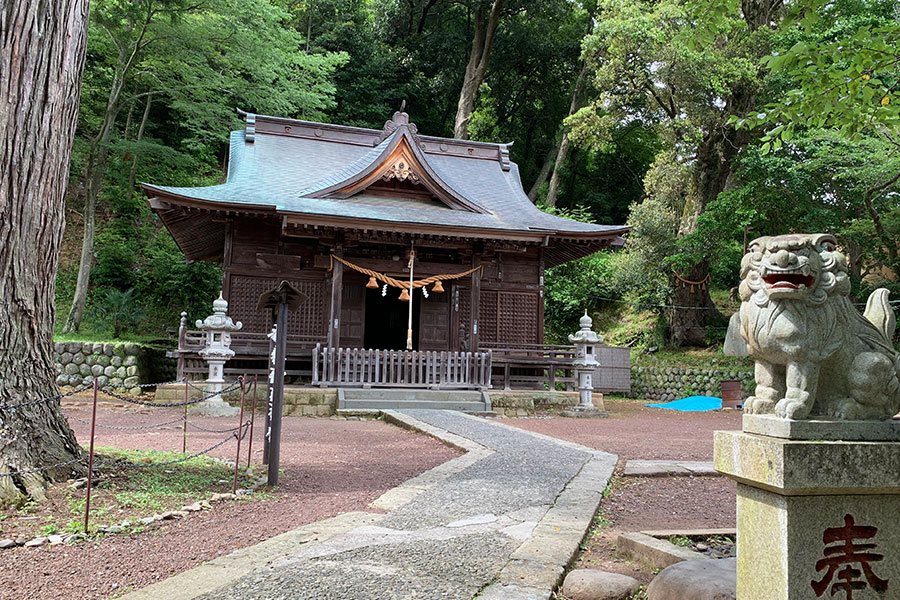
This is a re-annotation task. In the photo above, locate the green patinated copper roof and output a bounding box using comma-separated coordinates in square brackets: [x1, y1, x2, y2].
[143, 111, 629, 241]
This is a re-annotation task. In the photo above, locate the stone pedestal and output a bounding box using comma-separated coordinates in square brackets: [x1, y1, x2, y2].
[189, 357, 239, 417]
[563, 312, 609, 419]
[715, 414, 900, 600]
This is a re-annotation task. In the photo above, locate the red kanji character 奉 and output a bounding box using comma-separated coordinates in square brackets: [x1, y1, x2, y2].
[811, 514, 889, 599]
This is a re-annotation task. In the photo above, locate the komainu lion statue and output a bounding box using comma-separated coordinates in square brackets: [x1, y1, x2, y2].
[739, 233, 900, 420]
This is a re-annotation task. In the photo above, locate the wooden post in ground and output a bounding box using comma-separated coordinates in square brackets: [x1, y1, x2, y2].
[182, 381, 188, 454]
[232, 375, 247, 494]
[257, 281, 306, 487]
[247, 374, 258, 468]
[84, 379, 99, 534]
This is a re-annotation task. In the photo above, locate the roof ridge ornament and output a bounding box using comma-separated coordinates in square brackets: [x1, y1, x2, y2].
[235, 108, 256, 144]
[376, 104, 419, 146]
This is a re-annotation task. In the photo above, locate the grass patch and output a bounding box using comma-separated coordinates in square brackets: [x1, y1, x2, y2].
[97, 446, 237, 513]
[0, 446, 260, 539]
[667, 535, 693, 547]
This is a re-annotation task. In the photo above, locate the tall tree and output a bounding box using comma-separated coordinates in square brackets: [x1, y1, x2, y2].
[454, 0, 504, 139]
[544, 63, 589, 207]
[63, 0, 346, 332]
[570, 0, 782, 345]
[1, 0, 89, 504]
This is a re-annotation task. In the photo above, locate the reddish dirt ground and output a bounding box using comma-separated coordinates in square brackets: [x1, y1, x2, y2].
[505, 398, 741, 586]
[508, 397, 743, 461]
[0, 398, 458, 600]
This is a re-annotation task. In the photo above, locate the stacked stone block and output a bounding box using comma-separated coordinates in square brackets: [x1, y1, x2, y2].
[53, 342, 160, 396]
[154, 384, 337, 415]
[488, 391, 578, 416]
[630, 366, 753, 402]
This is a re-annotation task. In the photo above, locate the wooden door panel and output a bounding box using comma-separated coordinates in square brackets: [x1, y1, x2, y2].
[340, 281, 365, 348]
[419, 291, 450, 351]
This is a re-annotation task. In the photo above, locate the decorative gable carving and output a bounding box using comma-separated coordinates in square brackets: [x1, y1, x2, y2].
[383, 158, 420, 183]
[306, 119, 488, 214]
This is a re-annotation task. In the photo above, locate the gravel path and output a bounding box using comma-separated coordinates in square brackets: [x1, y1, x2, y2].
[200, 410, 597, 600]
[0, 402, 457, 600]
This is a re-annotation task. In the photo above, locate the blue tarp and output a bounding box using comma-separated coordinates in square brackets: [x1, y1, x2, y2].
[645, 396, 723, 412]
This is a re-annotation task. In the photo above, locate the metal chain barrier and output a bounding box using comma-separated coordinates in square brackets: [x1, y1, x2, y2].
[94, 422, 250, 470]
[0, 422, 250, 478]
[186, 421, 242, 433]
[97, 379, 243, 408]
[0, 385, 92, 411]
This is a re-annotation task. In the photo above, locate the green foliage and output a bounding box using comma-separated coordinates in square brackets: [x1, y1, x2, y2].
[608, 196, 680, 307]
[682, 129, 900, 293]
[668, 535, 693, 547]
[545, 252, 617, 343]
[735, 0, 900, 146]
[87, 288, 146, 339]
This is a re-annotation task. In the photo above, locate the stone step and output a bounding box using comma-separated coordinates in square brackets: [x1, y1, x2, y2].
[341, 398, 487, 411]
[340, 389, 484, 402]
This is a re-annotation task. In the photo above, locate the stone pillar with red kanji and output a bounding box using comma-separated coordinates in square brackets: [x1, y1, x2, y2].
[715, 418, 900, 599]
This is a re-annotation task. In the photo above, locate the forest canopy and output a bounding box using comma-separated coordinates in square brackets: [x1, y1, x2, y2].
[59, 0, 900, 346]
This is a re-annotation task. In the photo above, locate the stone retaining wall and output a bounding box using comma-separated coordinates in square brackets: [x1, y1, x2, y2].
[54, 342, 176, 395]
[154, 384, 337, 416]
[488, 391, 578, 416]
[629, 366, 753, 402]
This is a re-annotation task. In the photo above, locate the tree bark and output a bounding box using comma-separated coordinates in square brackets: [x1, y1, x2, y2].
[0, 0, 90, 504]
[668, 116, 747, 346]
[666, 0, 777, 345]
[453, 0, 503, 140]
[861, 170, 900, 282]
[527, 144, 558, 202]
[545, 61, 589, 208]
[125, 92, 153, 202]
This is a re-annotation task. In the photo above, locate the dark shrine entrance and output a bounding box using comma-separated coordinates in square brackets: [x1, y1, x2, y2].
[364, 287, 420, 350]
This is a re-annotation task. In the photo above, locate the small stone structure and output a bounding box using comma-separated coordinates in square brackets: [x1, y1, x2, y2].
[630, 366, 753, 402]
[562, 312, 608, 417]
[53, 341, 174, 395]
[192, 293, 242, 416]
[715, 232, 900, 600]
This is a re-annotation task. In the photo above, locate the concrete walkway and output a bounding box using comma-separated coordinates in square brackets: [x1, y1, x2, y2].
[122, 411, 616, 600]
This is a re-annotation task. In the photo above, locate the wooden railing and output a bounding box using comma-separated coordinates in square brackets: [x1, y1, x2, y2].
[172, 316, 323, 380]
[312, 344, 492, 389]
[485, 343, 576, 391]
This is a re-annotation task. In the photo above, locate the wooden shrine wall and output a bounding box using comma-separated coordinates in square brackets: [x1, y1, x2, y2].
[223, 219, 328, 340]
[458, 248, 543, 347]
[221, 218, 544, 349]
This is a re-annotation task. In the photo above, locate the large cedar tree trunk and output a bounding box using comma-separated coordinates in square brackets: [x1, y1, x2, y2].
[666, 0, 777, 345]
[0, 0, 90, 504]
[668, 107, 751, 346]
[453, 0, 503, 140]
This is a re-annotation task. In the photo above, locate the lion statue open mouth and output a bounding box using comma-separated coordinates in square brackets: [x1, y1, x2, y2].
[739, 233, 900, 420]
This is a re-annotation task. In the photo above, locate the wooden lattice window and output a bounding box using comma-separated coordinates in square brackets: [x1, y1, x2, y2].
[478, 290, 499, 344]
[497, 291, 538, 344]
[228, 276, 326, 339]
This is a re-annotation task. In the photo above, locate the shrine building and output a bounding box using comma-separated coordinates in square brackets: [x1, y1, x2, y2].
[143, 110, 627, 388]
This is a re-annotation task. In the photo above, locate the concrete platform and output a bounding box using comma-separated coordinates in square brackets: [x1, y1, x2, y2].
[623, 460, 717, 477]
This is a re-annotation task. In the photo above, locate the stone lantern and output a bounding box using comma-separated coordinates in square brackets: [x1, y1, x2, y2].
[193, 292, 242, 416]
[563, 311, 608, 418]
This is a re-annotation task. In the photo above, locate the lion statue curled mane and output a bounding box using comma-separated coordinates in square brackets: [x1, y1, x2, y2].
[739, 233, 900, 420]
